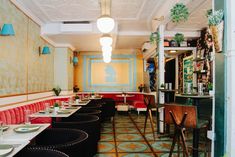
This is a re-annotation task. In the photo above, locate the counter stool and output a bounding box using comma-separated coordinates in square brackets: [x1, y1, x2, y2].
[164, 104, 209, 157]
[143, 94, 156, 140]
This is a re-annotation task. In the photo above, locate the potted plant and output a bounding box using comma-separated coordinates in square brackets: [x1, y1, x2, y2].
[138, 84, 144, 92]
[208, 82, 214, 96]
[170, 3, 189, 23]
[52, 86, 61, 96]
[207, 9, 224, 53]
[160, 83, 165, 89]
[150, 32, 160, 45]
[174, 33, 185, 46]
[53, 102, 60, 113]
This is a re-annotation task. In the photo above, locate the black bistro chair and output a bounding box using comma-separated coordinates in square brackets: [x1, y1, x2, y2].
[53, 115, 100, 157]
[26, 128, 88, 157]
[15, 148, 69, 157]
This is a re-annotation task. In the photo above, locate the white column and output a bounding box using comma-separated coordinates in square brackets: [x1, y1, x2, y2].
[158, 25, 165, 104]
[226, 0, 235, 156]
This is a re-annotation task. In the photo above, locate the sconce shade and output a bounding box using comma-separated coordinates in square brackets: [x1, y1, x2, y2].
[1, 24, 15, 36]
[42, 46, 50, 54]
[73, 56, 79, 64]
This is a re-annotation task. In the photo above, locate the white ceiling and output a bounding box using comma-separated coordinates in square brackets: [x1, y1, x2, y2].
[14, 0, 212, 51]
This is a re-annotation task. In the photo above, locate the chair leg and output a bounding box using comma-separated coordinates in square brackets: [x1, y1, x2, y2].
[169, 130, 178, 157]
[149, 109, 155, 140]
[180, 129, 189, 157]
[144, 108, 149, 134]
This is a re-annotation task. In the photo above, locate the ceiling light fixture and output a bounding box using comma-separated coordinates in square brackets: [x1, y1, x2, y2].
[103, 56, 111, 63]
[97, 15, 115, 33]
[102, 45, 112, 52]
[100, 34, 113, 46]
[102, 51, 112, 58]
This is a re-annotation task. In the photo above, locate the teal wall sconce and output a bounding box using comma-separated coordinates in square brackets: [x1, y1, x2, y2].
[73, 51, 79, 65]
[0, 24, 15, 36]
[39, 46, 50, 56]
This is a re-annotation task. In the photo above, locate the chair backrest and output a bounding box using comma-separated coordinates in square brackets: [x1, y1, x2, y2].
[164, 104, 197, 128]
[144, 94, 156, 109]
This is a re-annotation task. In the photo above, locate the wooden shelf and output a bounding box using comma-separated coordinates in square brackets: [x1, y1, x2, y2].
[193, 58, 206, 62]
[193, 70, 207, 74]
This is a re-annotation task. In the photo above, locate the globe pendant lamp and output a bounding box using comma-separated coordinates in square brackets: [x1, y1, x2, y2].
[100, 34, 113, 46]
[97, 15, 115, 33]
[102, 51, 112, 58]
[102, 45, 112, 52]
[103, 56, 111, 63]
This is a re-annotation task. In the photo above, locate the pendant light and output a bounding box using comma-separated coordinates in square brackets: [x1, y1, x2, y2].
[97, 15, 115, 33]
[100, 34, 113, 46]
[103, 56, 111, 63]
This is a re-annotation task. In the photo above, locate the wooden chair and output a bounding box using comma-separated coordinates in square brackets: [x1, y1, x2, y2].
[143, 94, 156, 140]
[164, 104, 209, 157]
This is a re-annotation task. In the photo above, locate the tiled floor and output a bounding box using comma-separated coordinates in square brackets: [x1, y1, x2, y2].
[95, 112, 210, 157]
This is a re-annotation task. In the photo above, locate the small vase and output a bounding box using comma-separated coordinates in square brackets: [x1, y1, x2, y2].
[54, 107, 59, 113]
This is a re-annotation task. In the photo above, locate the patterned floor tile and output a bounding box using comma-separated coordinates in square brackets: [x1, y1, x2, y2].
[116, 127, 139, 134]
[100, 134, 114, 141]
[135, 123, 156, 128]
[116, 134, 144, 141]
[115, 122, 135, 128]
[149, 141, 178, 152]
[98, 142, 116, 153]
[139, 127, 156, 134]
[101, 128, 114, 134]
[94, 153, 117, 157]
[144, 133, 171, 141]
[118, 153, 155, 157]
[117, 142, 151, 153]
[102, 123, 113, 128]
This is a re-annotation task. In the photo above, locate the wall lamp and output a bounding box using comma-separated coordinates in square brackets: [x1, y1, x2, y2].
[73, 51, 79, 65]
[0, 24, 15, 36]
[39, 46, 50, 56]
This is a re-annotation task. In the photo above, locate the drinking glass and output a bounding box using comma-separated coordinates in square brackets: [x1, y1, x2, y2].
[0, 121, 3, 141]
[24, 109, 31, 125]
[45, 103, 50, 114]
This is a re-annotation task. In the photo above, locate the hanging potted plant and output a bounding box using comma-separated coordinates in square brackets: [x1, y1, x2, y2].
[207, 9, 224, 53]
[150, 32, 160, 45]
[174, 33, 185, 47]
[170, 3, 189, 23]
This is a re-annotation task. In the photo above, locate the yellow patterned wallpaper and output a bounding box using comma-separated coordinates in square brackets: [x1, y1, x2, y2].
[0, 0, 54, 96]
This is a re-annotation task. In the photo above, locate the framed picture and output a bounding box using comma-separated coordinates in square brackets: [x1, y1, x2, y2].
[183, 55, 193, 93]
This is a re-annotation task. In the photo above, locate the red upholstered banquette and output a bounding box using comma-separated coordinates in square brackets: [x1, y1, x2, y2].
[0, 97, 69, 125]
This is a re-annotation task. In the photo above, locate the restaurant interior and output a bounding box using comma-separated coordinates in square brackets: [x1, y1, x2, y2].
[0, 0, 234, 157]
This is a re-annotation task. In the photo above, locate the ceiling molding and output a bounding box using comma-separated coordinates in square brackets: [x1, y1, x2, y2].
[118, 31, 150, 36]
[164, 31, 201, 38]
[10, 0, 44, 26]
[41, 35, 76, 51]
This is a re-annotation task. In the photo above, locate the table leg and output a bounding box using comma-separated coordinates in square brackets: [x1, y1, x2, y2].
[193, 129, 200, 157]
[192, 98, 200, 157]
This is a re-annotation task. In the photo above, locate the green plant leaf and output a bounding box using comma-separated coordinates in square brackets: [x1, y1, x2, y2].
[170, 3, 189, 23]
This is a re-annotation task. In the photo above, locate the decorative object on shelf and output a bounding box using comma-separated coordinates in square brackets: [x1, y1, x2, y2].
[160, 83, 165, 89]
[207, 9, 224, 53]
[0, 24, 15, 36]
[150, 32, 160, 44]
[207, 82, 213, 96]
[164, 39, 170, 47]
[52, 86, 61, 96]
[170, 3, 189, 23]
[138, 84, 145, 92]
[174, 33, 185, 46]
[169, 40, 178, 47]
